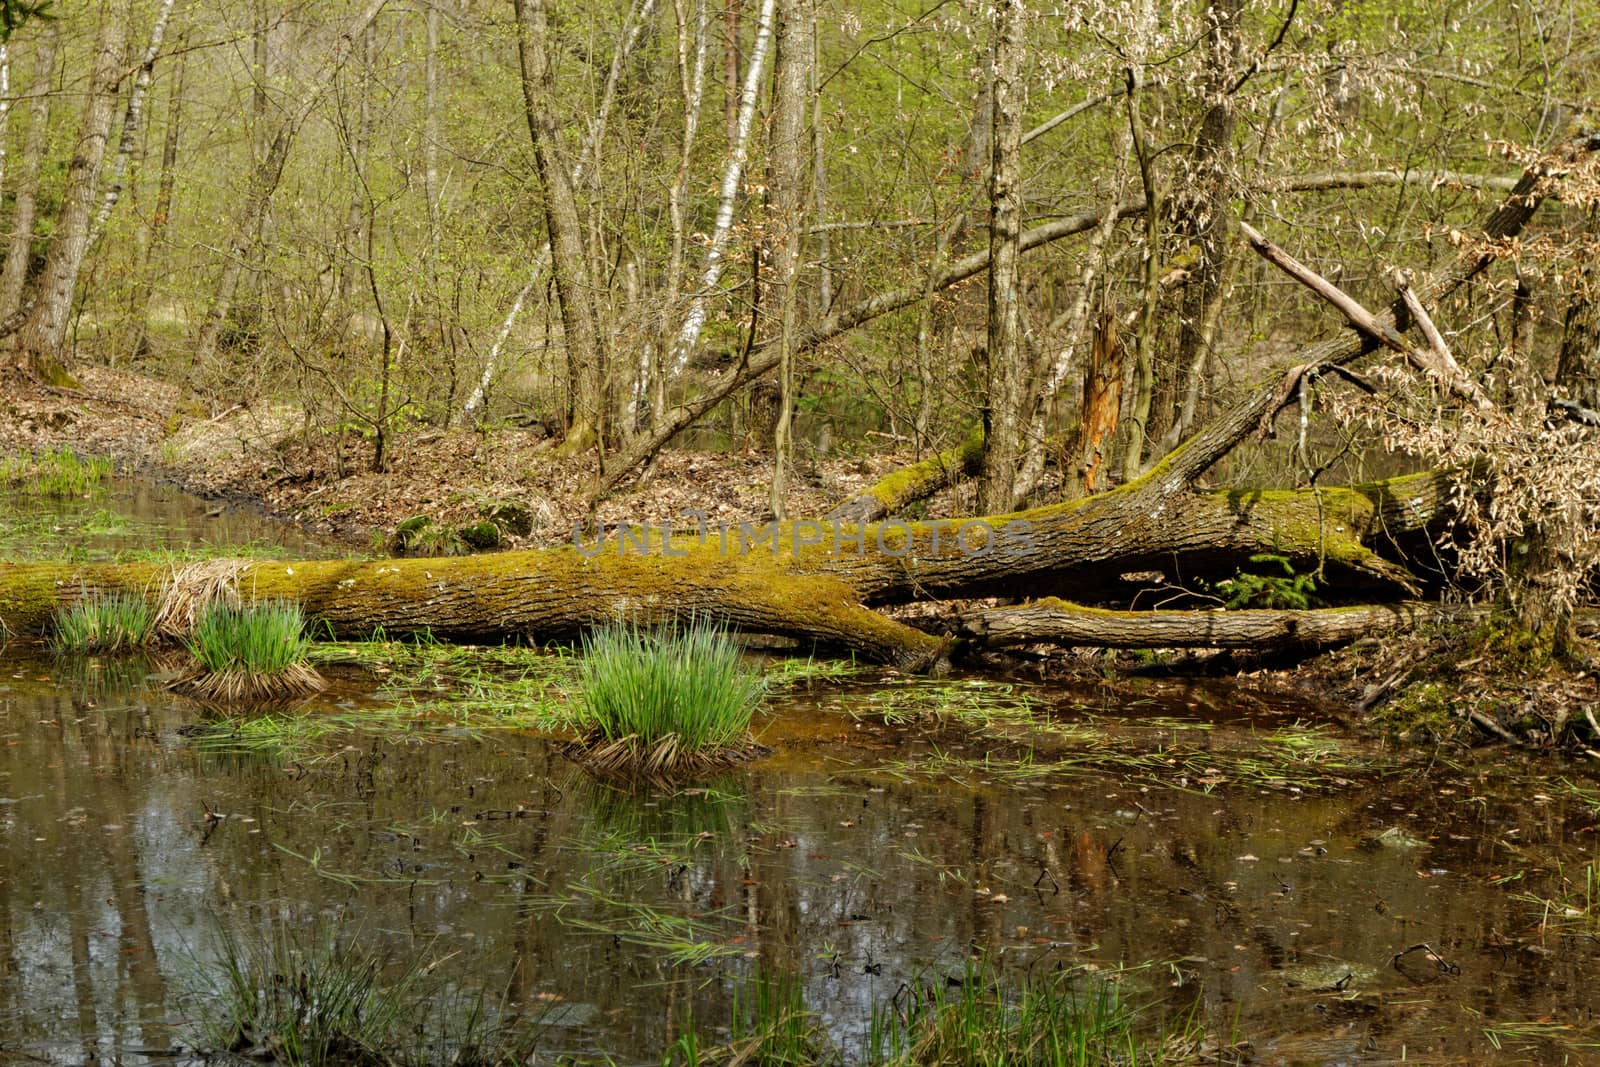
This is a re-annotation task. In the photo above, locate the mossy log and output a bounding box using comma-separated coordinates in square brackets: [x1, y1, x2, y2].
[0, 469, 1454, 669]
[961, 599, 1439, 650]
[827, 427, 986, 523]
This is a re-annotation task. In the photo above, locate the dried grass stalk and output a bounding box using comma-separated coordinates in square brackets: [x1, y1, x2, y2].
[154, 559, 250, 639]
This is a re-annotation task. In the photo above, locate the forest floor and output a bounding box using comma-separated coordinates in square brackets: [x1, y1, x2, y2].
[0, 366, 892, 550]
[5, 366, 1596, 748]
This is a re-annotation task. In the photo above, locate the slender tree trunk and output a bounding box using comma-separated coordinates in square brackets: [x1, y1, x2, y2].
[90, 0, 178, 245]
[655, 0, 710, 429]
[723, 0, 740, 145]
[0, 26, 53, 322]
[13, 0, 127, 385]
[978, 0, 1026, 515]
[0, 44, 11, 202]
[422, 0, 440, 257]
[1164, 0, 1241, 448]
[1016, 118, 1132, 500]
[810, 15, 829, 316]
[512, 0, 609, 453]
[193, 0, 389, 371]
[666, 0, 776, 379]
[767, 0, 813, 519]
[131, 39, 185, 357]
[1119, 60, 1162, 483]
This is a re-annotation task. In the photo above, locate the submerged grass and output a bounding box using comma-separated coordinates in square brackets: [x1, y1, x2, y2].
[50, 591, 156, 652]
[0, 447, 113, 496]
[177, 599, 325, 701]
[571, 617, 765, 776]
[667, 962, 1216, 1066]
[182, 920, 543, 1066]
[869, 719, 1374, 795]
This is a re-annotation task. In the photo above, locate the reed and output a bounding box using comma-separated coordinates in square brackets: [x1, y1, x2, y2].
[49, 592, 155, 652]
[176, 599, 325, 701]
[571, 616, 765, 776]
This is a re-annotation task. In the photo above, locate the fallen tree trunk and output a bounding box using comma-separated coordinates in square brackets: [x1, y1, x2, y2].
[0, 470, 1453, 668]
[962, 599, 1441, 650]
[960, 598, 1600, 653]
[826, 427, 985, 523]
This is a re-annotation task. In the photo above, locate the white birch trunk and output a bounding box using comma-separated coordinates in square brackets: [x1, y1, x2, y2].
[666, 0, 776, 379]
[91, 0, 178, 242]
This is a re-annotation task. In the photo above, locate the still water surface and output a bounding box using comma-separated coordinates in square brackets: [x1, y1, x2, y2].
[1, 482, 1598, 1064]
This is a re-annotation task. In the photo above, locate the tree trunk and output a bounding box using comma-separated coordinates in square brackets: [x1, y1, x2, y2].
[1164, 0, 1241, 447]
[665, 0, 776, 381]
[963, 599, 1441, 650]
[90, 0, 178, 245]
[0, 25, 55, 322]
[131, 36, 185, 358]
[0, 470, 1451, 668]
[766, 0, 812, 519]
[12, 0, 126, 386]
[512, 0, 609, 452]
[978, 0, 1026, 515]
[826, 426, 985, 523]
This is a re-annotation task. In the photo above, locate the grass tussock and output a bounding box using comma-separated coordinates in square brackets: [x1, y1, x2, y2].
[0, 447, 113, 496]
[153, 558, 249, 638]
[49, 591, 156, 652]
[871, 964, 1202, 1066]
[570, 617, 765, 777]
[184, 921, 543, 1066]
[666, 963, 1218, 1066]
[175, 599, 325, 701]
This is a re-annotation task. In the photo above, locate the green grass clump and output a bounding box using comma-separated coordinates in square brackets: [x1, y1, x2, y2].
[665, 963, 1210, 1065]
[184, 922, 542, 1066]
[0, 447, 113, 496]
[50, 592, 155, 652]
[177, 599, 324, 701]
[872, 962, 1199, 1066]
[572, 617, 765, 776]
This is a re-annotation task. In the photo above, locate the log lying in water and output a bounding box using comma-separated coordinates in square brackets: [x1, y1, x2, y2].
[962, 600, 1436, 650]
[0, 470, 1452, 669]
[961, 599, 1600, 651]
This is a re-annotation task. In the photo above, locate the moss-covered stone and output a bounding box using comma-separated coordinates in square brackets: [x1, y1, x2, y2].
[459, 520, 501, 551]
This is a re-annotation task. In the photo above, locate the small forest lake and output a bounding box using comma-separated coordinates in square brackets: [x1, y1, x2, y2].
[3, 480, 1600, 1065]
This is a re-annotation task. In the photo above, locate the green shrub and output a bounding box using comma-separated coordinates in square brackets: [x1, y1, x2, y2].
[572, 617, 764, 775]
[50, 592, 155, 652]
[178, 599, 323, 701]
[1217, 553, 1320, 610]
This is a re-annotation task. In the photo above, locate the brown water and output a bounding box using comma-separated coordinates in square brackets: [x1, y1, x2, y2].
[3, 484, 1600, 1065]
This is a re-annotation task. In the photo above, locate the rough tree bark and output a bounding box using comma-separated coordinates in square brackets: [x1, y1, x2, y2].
[0, 470, 1450, 667]
[978, 0, 1026, 515]
[11, 0, 125, 385]
[512, 0, 609, 452]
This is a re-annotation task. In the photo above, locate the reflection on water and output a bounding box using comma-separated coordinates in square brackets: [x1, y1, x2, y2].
[3, 477, 1600, 1064]
[0, 477, 346, 562]
[1, 651, 1599, 1065]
